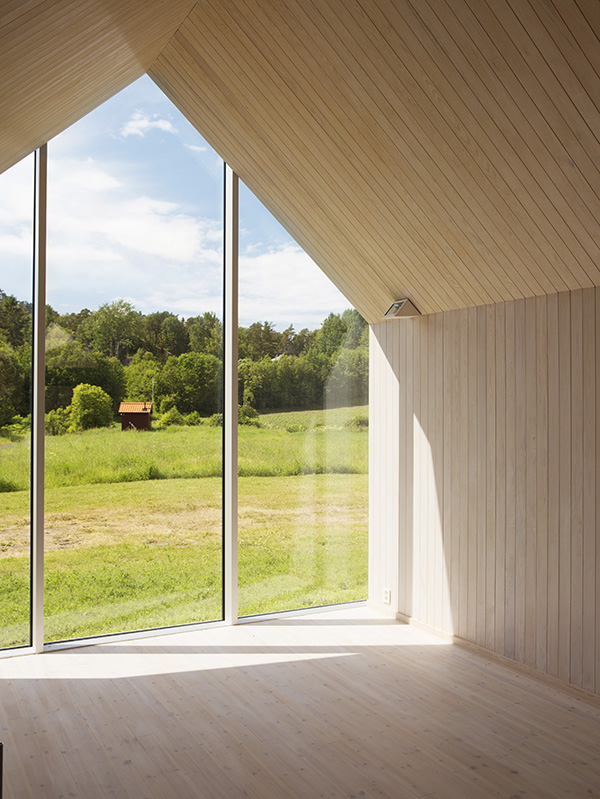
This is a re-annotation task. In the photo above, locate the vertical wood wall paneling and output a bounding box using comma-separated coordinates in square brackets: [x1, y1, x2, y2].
[405, 318, 415, 617]
[525, 295, 537, 669]
[391, 318, 400, 610]
[596, 286, 600, 694]
[546, 292, 560, 678]
[442, 309, 454, 634]
[397, 321, 407, 614]
[435, 313, 445, 634]
[558, 290, 572, 683]
[514, 299, 527, 665]
[485, 303, 496, 649]
[426, 315, 435, 628]
[458, 311, 469, 640]
[476, 305, 487, 648]
[467, 307, 478, 644]
[581, 286, 595, 692]
[425, 315, 435, 629]
[494, 302, 506, 656]
[570, 289, 584, 687]
[372, 285, 599, 694]
[504, 299, 516, 660]
[381, 321, 390, 607]
[535, 295, 549, 676]
[450, 310, 461, 631]
[413, 317, 423, 624]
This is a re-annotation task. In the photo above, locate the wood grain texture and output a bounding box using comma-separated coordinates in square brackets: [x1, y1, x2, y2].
[2, 605, 600, 799]
[1, 1, 600, 320]
[369, 285, 600, 694]
[0, 0, 195, 172]
[149, 0, 600, 321]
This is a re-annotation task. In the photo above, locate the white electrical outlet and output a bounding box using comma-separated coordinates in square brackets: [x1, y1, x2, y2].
[383, 588, 391, 605]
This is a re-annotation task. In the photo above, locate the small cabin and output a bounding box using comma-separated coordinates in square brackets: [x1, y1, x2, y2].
[118, 401, 153, 431]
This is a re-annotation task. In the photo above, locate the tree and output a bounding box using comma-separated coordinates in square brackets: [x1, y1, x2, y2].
[326, 347, 368, 407]
[45, 342, 125, 411]
[142, 311, 171, 354]
[340, 309, 368, 349]
[0, 291, 31, 349]
[187, 312, 223, 357]
[237, 357, 278, 409]
[158, 352, 222, 415]
[312, 313, 347, 357]
[279, 326, 311, 357]
[160, 315, 189, 356]
[0, 344, 26, 425]
[55, 308, 91, 337]
[69, 383, 113, 431]
[78, 299, 141, 361]
[125, 350, 161, 402]
[238, 321, 280, 360]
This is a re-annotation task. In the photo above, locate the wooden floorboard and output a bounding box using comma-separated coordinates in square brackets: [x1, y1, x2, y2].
[1, 606, 599, 798]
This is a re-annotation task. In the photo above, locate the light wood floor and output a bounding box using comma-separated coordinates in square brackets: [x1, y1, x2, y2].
[1, 605, 599, 798]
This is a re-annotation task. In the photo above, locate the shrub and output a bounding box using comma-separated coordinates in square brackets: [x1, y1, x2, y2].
[69, 384, 113, 431]
[155, 407, 185, 428]
[284, 423, 306, 433]
[345, 413, 368, 429]
[239, 404, 260, 427]
[183, 411, 203, 426]
[160, 395, 177, 413]
[0, 477, 19, 493]
[0, 414, 31, 440]
[45, 407, 71, 436]
[207, 407, 259, 427]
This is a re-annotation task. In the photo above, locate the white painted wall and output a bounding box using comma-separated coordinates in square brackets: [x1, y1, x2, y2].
[369, 287, 600, 694]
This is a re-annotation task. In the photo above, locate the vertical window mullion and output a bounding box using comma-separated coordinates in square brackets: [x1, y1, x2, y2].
[223, 164, 238, 625]
[32, 144, 47, 652]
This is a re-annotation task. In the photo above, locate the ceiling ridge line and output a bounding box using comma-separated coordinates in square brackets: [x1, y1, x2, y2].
[147, 0, 199, 74]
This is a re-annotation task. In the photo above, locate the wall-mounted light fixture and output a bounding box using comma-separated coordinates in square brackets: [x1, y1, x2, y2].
[382, 298, 421, 319]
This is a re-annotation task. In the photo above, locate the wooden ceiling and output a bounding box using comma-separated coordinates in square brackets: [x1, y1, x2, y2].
[0, 0, 195, 173]
[2, 0, 600, 321]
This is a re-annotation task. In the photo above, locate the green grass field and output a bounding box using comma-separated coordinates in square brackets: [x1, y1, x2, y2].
[0, 407, 368, 647]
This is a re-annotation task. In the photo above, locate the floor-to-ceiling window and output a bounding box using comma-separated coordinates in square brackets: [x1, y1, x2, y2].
[43, 78, 224, 642]
[237, 182, 368, 616]
[0, 78, 368, 652]
[0, 154, 34, 649]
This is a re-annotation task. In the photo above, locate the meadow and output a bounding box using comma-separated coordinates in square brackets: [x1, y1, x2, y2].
[0, 407, 368, 647]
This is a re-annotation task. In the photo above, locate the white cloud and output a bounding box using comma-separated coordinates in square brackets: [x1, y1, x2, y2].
[42, 154, 223, 314]
[0, 136, 350, 329]
[120, 111, 177, 138]
[186, 144, 207, 153]
[0, 156, 35, 298]
[239, 243, 350, 330]
[56, 157, 123, 192]
[0, 155, 34, 225]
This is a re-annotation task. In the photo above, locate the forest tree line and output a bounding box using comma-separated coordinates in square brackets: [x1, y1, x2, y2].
[0, 290, 368, 429]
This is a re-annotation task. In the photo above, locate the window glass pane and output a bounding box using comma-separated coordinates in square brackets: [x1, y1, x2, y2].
[0, 154, 34, 649]
[237, 182, 368, 616]
[44, 77, 224, 642]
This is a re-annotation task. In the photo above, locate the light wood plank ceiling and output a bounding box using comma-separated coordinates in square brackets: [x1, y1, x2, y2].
[1, 0, 599, 320]
[0, 0, 195, 173]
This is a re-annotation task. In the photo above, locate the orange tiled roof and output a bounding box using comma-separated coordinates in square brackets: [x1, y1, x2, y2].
[118, 402, 153, 414]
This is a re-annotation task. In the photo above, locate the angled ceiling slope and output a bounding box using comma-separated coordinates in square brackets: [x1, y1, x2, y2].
[0, 0, 195, 173]
[2, 0, 600, 322]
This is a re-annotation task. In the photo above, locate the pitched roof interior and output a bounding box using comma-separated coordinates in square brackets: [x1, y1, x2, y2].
[2, 0, 600, 321]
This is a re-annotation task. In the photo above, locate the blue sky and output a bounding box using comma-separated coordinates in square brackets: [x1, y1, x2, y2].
[0, 75, 351, 331]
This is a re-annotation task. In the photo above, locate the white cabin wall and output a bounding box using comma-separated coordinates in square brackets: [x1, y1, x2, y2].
[369, 287, 599, 694]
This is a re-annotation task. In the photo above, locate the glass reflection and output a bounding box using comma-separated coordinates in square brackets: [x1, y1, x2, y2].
[237, 181, 368, 616]
[0, 154, 34, 649]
